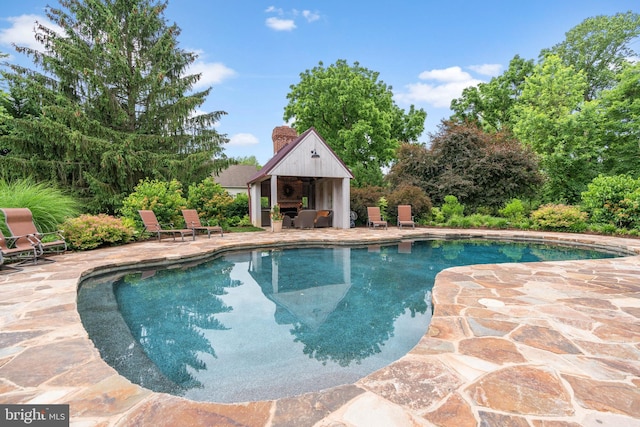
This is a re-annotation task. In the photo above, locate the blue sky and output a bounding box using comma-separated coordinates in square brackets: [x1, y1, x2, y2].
[1, 1, 638, 165]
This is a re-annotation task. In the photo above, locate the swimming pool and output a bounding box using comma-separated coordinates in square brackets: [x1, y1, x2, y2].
[77, 238, 617, 403]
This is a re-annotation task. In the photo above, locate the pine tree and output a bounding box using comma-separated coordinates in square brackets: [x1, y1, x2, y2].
[0, 0, 228, 213]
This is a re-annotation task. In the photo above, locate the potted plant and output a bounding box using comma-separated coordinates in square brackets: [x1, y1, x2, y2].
[271, 204, 284, 232]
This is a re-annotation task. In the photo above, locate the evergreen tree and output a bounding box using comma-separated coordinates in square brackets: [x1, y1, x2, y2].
[0, 0, 228, 213]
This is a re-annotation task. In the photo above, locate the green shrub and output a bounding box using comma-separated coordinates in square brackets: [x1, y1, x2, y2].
[62, 214, 135, 250]
[0, 179, 80, 235]
[350, 186, 387, 226]
[480, 215, 509, 229]
[187, 177, 234, 227]
[119, 179, 187, 229]
[493, 217, 510, 229]
[236, 215, 252, 227]
[615, 193, 640, 230]
[474, 206, 495, 216]
[581, 174, 640, 228]
[446, 213, 509, 229]
[441, 195, 464, 219]
[511, 217, 534, 230]
[429, 207, 445, 224]
[499, 198, 526, 221]
[386, 185, 432, 224]
[447, 215, 472, 228]
[530, 204, 588, 232]
[227, 193, 249, 219]
[377, 196, 389, 220]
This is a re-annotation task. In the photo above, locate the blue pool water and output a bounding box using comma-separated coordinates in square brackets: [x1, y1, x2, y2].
[77, 239, 617, 403]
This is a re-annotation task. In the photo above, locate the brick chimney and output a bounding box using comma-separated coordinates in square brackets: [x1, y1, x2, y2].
[272, 126, 298, 153]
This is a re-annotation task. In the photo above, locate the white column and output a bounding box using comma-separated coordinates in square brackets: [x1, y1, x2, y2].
[270, 175, 278, 209]
[334, 177, 351, 229]
[249, 184, 262, 227]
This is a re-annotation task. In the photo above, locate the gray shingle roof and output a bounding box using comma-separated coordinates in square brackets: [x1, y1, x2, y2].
[213, 165, 260, 188]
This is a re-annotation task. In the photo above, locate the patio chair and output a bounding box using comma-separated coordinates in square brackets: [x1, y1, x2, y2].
[397, 205, 415, 228]
[314, 210, 333, 228]
[295, 210, 317, 229]
[138, 210, 195, 242]
[0, 228, 38, 271]
[366, 207, 388, 229]
[1, 208, 66, 260]
[282, 213, 295, 229]
[181, 209, 223, 238]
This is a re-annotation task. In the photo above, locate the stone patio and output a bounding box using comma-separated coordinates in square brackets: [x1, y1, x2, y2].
[0, 227, 639, 426]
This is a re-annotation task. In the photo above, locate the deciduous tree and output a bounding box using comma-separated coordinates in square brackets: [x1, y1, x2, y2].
[597, 62, 640, 175]
[540, 11, 640, 101]
[387, 121, 542, 210]
[284, 59, 426, 185]
[450, 55, 534, 132]
[513, 55, 601, 202]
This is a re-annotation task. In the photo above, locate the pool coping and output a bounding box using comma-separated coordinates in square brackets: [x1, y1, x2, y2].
[1, 227, 639, 426]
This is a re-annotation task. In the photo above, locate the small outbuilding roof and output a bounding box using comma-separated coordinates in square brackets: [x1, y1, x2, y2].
[214, 164, 260, 188]
[247, 127, 353, 184]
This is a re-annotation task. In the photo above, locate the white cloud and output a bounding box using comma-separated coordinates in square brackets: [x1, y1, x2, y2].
[0, 14, 63, 50]
[396, 66, 484, 108]
[265, 17, 296, 31]
[229, 133, 259, 146]
[418, 66, 472, 82]
[188, 60, 236, 89]
[468, 63, 502, 76]
[265, 6, 282, 14]
[265, 7, 320, 31]
[302, 10, 320, 22]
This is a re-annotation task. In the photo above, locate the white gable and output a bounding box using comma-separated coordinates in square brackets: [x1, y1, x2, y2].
[269, 132, 352, 178]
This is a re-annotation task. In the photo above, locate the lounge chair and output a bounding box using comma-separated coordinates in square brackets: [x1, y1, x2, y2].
[181, 209, 223, 238]
[314, 210, 333, 228]
[397, 205, 415, 228]
[295, 210, 317, 229]
[282, 213, 295, 229]
[366, 207, 388, 229]
[0, 228, 38, 270]
[1, 208, 66, 259]
[138, 210, 195, 242]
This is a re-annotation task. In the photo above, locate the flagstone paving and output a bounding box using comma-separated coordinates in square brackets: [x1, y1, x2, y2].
[0, 227, 639, 426]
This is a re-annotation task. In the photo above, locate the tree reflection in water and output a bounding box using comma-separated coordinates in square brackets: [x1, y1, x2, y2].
[114, 258, 241, 390]
[254, 245, 432, 367]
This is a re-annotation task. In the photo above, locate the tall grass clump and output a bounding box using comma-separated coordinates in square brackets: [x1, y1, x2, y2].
[0, 179, 80, 233]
